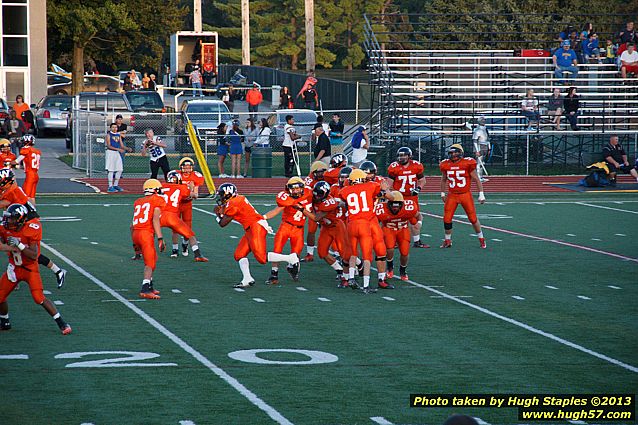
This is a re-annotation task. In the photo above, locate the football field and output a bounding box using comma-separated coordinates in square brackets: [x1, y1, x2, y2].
[2, 192, 637, 425]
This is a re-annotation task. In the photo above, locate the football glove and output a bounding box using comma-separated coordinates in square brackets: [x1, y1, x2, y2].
[410, 186, 421, 196]
[7, 237, 20, 247]
[158, 237, 166, 252]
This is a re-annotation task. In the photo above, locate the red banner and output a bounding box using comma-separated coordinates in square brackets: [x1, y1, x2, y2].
[201, 43, 216, 73]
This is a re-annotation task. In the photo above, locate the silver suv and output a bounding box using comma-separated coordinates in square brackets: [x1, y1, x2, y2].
[175, 99, 231, 153]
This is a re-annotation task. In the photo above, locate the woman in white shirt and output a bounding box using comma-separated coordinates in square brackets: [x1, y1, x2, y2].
[255, 118, 272, 147]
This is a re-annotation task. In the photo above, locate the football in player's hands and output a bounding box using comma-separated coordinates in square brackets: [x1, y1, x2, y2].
[7, 236, 20, 247]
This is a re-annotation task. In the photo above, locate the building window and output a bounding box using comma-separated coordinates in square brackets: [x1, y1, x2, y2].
[2, 5, 27, 35]
[3, 37, 27, 66]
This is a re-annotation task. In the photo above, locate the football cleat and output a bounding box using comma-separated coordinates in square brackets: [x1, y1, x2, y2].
[170, 249, 178, 258]
[0, 317, 11, 330]
[181, 242, 189, 256]
[194, 256, 209, 262]
[360, 286, 377, 294]
[287, 262, 300, 282]
[413, 240, 430, 248]
[378, 279, 395, 289]
[400, 274, 409, 281]
[266, 276, 279, 285]
[440, 239, 452, 248]
[140, 291, 161, 299]
[302, 253, 314, 263]
[131, 253, 142, 260]
[234, 281, 254, 288]
[337, 276, 349, 288]
[479, 238, 487, 249]
[60, 324, 72, 335]
[386, 269, 394, 279]
[348, 278, 359, 290]
[56, 269, 67, 289]
[149, 282, 160, 295]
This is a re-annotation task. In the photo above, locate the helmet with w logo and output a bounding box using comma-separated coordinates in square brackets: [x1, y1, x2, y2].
[3, 203, 30, 230]
[216, 183, 238, 205]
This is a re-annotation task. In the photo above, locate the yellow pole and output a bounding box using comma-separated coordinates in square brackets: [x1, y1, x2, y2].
[185, 118, 216, 195]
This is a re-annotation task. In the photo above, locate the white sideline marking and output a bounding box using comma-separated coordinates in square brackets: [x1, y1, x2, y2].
[317, 297, 331, 302]
[390, 273, 638, 374]
[43, 290, 52, 295]
[423, 212, 638, 263]
[577, 295, 592, 300]
[482, 285, 495, 290]
[545, 285, 559, 290]
[615, 233, 626, 236]
[512, 296, 525, 300]
[53, 300, 64, 305]
[252, 298, 266, 303]
[566, 233, 576, 236]
[370, 417, 394, 425]
[296, 287, 308, 291]
[172, 289, 182, 294]
[0, 354, 29, 360]
[534, 202, 545, 205]
[188, 299, 201, 304]
[62, 204, 69, 207]
[608, 285, 621, 290]
[382, 296, 395, 301]
[614, 201, 624, 204]
[233, 288, 245, 292]
[576, 202, 638, 215]
[40, 242, 294, 425]
[101, 299, 146, 303]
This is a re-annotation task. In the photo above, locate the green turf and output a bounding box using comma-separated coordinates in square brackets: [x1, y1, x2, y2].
[2, 193, 637, 425]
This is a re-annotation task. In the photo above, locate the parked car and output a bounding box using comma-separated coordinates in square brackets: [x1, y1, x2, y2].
[268, 109, 318, 145]
[48, 75, 122, 95]
[125, 90, 168, 136]
[47, 72, 71, 86]
[118, 70, 143, 86]
[33, 95, 73, 137]
[65, 92, 134, 149]
[175, 99, 231, 153]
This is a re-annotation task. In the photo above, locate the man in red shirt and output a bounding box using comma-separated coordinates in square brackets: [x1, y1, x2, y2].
[245, 83, 263, 119]
[376, 191, 419, 282]
[160, 171, 207, 262]
[0, 203, 71, 334]
[302, 161, 327, 262]
[439, 144, 486, 248]
[131, 179, 166, 299]
[215, 183, 300, 288]
[339, 169, 394, 293]
[175, 157, 205, 256]
[263, 177, 312, 284]
[387, 147, 429, 248]
[14, 135, 40, 204]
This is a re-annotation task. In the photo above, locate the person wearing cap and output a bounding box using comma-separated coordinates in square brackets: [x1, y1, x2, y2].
[313, 123, 331, 164]
[350, 125, 369, 168]
[245, 83, 263, 120]
[553, 40, 579, 83]
[229, 119, 244, 178]
[115, 114, 132, 152]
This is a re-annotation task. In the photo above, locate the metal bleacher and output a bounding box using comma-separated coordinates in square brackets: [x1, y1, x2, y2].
[362, 14, 638, 173]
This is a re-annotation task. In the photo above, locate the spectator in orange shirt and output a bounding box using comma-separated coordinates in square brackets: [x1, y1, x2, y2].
[12, 95, 29, 123]
[245, 83, 263, 120]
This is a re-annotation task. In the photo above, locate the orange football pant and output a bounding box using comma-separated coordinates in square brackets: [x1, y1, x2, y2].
[235, 223, 268, 264]
[178, 202, 193, 228]
[132, 229, 157, 270]
[317, 220, 350, 259]
[383, 227, 411, 257]
[0, 267, 45, 304]
[370, 220, 387, 257]
[160, 211, 195, 238]
[23, 172, 39, 198]
[347, 219, 373, 261]
[443, 192, 477, 224]
[273, 222, 305, 255]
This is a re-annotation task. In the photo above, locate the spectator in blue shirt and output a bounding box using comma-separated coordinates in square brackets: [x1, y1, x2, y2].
[553, 41, 579, 83]
[583, 32, 600, 62]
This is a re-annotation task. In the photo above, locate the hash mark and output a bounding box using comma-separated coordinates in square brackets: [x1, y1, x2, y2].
[382, 296, 395, 301]
[577, 295, 591, 300]
[188, 299, 200, 304]
[482, 285, 495, 290]
[370, 417, 394, 425]
[566, 233, 576, 236]
[53, 300, 64, 305]
[615, 233, 626, 236]
[608, 285, 621, 290]
[0, 354, 29, 360]
[511, 295, 525, 300]
[545, 285, 558, 290]
[172, 289, 182, 294]
[90, 242, 99, 245]
[233, 288, 245, 292]
[490, 238, 502, 242]
[296, 287, 308, 291]
[43, 290, 52, 295]
[317, 297, 331, 302]
[252, 298, 265, 303]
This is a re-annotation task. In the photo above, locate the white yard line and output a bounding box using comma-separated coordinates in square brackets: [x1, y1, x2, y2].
[41, 242, 294, 425]
[370, 417, 395, 425]
[576, 202, 638, 215]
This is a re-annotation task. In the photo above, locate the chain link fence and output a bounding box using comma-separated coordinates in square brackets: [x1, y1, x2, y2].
[72, 108, 373, 178]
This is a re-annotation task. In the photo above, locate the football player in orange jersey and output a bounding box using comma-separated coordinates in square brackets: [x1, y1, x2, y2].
[0, 204, 71, 334]
[302, 161, 328, 262]
[0, 139, 16, 168]
[439, 144, 486, 249]
[387, 147, 429, 248]
[14, 135, 41, 204]
[359, 160, 394, 289]
[161, 171, 208, 262]
[0, 169, 67, 288]
[131, 179, 166, 299]
[376, 191, 420, 282]
[339, 169, 394, 293]
[262, 177, 311, 284]
[301, 181, 350, 286]
[214, 183, 300, 288]
[175, 157, 205, 256]
[323, 153, 348, 185]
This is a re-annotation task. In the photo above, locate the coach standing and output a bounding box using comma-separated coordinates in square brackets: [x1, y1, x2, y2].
[141, 128, 171, 180]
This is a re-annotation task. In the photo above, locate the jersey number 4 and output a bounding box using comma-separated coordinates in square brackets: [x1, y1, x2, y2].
[446, 170, 467, 188]
[160, 190, 181, 209]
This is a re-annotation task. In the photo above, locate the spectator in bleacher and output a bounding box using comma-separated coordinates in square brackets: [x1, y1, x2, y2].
[618, 22, 636, 45]
[547, 88, 564, 130]
[563, 86, 580, 131]
[583, 32, 601, 63]
[603, 135, 638, 185]
[350, 125, 369, 167]
[559, 26, 575, 43]
[329, 113, 345, 154]
[580, 23, 593, 39]
[521, 89, 540, 130]
[620, 43, 638, 81]
[604, 38, 617, 65]
[553, 40, 579, 84]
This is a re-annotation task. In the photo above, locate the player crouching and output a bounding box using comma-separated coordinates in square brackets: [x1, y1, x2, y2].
[161, 171, 208, 262]
[131, 179, 166, 299]
[439, 144, 486, 249]
[214, 183, 300, 288]
[376, 191, 419, 281]
[0, 204, 71, 334]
